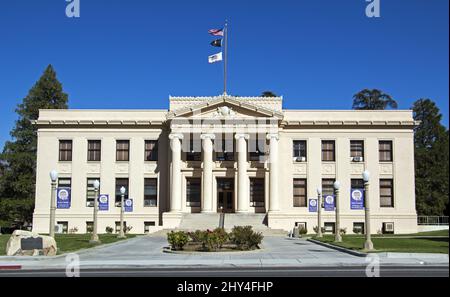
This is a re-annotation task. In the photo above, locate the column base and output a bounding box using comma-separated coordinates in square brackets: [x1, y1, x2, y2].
[235, 210, 250, 214]
[201, 210, 215, 214]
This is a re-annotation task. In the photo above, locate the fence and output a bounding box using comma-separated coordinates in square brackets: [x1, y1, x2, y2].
[417, 216, 449, 225]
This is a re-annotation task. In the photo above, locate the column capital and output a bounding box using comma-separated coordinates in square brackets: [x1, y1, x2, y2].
[200, 133, 216, 140]
[235, 133, 249, 140]
[169, 133, 184, 140]
[266, 133, 279, 140]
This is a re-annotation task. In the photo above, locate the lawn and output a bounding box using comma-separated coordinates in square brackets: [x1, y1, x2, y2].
[0, 233, 137, 256]
[314, 231, 449, 254]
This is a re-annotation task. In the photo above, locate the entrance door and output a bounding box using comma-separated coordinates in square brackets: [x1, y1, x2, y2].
[217, 178, 234, 213]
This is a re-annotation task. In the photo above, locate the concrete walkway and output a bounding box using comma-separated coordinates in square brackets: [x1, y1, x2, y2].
[0, 234, 448, 270]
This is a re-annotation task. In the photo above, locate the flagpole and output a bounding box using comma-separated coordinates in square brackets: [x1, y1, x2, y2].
[223, 20, 228, 96]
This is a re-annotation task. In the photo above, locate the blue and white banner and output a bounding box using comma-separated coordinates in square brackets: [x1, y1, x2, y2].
[56, 187, 71, 209]
[324, 195, 335, 211]
[98, 194, 109, 211]
[124, 199, 133, 212]
[350, 188, 365, 210]
[308, 199, 318, 212]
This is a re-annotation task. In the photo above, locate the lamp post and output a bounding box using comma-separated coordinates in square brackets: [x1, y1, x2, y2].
[316, 187, 323, 238]
[49, 170, 58, 238]
[90, 180, 101, 244]
[363, 170, 374, 251]
[333, 181, 342, 242]
[118, 186, 126, 238]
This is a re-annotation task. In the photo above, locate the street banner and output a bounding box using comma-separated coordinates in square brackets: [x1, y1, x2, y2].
[124, 199, 133, 212]
[98, 194, 109, 211]
[308, 199, 318, 212]
[351, 188, 365, 210]
[324, 195, 335, 211]
[56, 187, 71, 209]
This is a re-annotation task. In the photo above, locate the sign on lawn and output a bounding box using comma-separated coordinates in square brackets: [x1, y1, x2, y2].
[350, 188, 364, 210]
[98, 194, 109, 211]
[56, 187, 71, 209]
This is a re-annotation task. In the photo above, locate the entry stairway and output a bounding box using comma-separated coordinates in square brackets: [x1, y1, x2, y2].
[151, 213, 287, 236]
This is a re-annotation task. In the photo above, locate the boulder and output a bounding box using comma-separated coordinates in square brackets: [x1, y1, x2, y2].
[6, 230, 57, 256]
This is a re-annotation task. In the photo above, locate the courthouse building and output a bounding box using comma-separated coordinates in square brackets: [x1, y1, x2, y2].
[32, 95, 419, 234]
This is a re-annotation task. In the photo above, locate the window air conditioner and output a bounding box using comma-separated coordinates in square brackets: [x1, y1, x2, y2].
[295, 156, 306, 162]
[55, 224, 64, 234]
[383, 222, 395, 234]
[352, 157, 364, 162]
[86, 201, 94, 207]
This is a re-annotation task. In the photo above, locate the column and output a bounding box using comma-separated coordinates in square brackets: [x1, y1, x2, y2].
[235, 133, 249, 213]
[201, 134, 215, 213]
[267, 133, 279, 212]
[169, 133, 183, 212]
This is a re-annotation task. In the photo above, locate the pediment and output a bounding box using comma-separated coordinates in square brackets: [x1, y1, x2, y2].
[167, 97, 284, 119]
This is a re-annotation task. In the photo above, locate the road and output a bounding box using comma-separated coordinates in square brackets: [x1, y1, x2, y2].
[0, 266, 448, 277]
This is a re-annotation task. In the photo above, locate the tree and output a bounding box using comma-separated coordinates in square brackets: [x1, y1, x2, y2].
[261, 91, 278, 97]
[352, 89, 398, 110]
[0, 65, 68, 228]
[412, 99, 449, 216]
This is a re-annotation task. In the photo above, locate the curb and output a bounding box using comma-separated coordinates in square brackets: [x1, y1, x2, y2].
[307, 238, 367, 257]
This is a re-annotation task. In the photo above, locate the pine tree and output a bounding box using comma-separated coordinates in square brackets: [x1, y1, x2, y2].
[0, 65, 68, 228]
[352, 89, 398, 110]
[412, 99, 449, 216]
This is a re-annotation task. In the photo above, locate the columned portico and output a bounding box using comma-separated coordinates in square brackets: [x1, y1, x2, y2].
[235, 133, 250, 213]
[169, 133, 183, 212]
[200, 133, 215, 212]
[267, 133, 279, 212]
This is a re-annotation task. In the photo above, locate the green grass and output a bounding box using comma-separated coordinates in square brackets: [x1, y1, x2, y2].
[0, 233, 137, 256]
[315, 234, 449, 254]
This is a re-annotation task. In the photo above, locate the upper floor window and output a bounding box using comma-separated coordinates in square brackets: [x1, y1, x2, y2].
[116, 140, 130, 161]
[115, 178, 129, 205]
[249, 178, 265, 207]
[86, 178, 100, 207]
[321, 140, 335, 162]
[87, 140, 101, 161]
[145, 140, 158, 161]
[293, 140, 307, 161]
[379, 140, 393, 162]
[144, 178, 158, 207]
[350, 140, 364, 160]
[59, 140, 72, 161]
[186, 134, 201, 161]
[249, 134, 266, 161]
[380, 179, 394, 207]
[58, 178, 72, 189]
[293, 179, 307, 207]
[215, 134, 234, 161]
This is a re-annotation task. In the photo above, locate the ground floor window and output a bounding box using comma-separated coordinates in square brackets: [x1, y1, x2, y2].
[353, 222, 365, 234]
[293, 179, 307, 207]
[322, 179, 335, 197]
[380, 179, 394, 207]
[56, 221, 68, 234]
[144, 221, 156, 233]
[115, 221, 127, 233]
[144, 178, 157, 207]
[249, 178, 265, 207]
[324, 222, 336, 234]
[115, 178, 129, 206]
[86, 178, 100, 207]
[186, 178, 201, 207]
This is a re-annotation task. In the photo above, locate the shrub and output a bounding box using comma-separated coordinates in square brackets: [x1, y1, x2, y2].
[105, 226, 114, 234]
[188, 228, 229, 251]
[167, 231, 189, 250]
[69, 227, 78, 234]
[230, 226, 263, 250]
[125, 226, 133, 234]
[339, 228, 347, 236]
[299, 227, 307, 235]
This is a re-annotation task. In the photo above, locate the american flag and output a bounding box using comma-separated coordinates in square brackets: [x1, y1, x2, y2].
[208, 28, 224, 36]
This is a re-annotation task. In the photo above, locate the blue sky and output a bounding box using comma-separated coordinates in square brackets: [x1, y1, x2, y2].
[0, 0, 448, 150]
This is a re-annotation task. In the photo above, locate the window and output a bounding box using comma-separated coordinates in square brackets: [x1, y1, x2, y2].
[322, 179, 335, 197]
[321, 140, 335, 161]
[86, 221, 93, 233]
[116, 140, 130, 161]
[144, 221, 156, 233]
[293, 179, 307, 207]
[56, 221, 68, 234]
[380, 179, 394, 207]
[115, 178, 129, 205]
[293, 140, 307, 160]
[115, 221, 127, 233]
[215, 134, 234, 161]
[353, 222, 365, 234]
[186, 134, 201, 161]
[351, 179, 364, 189]
[249, 134, 266, 161]
[250, 178, 265, 207]
[59, 140, 72, 161]
[144, 178, 157, 207]
[87, 140, 101, 161]
[186, 178, 201, 207]
[379, 140, 393, 162]
[58, 178, 72, 189]
[350, 140, 364, 159]
[145, 140, 158, 161]
[86, 178, 100, 207]
[324, 222, 336, 234]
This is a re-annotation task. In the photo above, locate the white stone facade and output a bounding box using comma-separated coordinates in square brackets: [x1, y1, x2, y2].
[32, 96, 419, 234]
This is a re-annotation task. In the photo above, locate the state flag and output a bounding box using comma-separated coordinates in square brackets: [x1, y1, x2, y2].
[208, 52, 223, 64]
